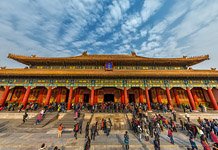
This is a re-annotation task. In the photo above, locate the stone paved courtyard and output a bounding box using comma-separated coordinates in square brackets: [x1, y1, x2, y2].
[0, 111, 217, 150]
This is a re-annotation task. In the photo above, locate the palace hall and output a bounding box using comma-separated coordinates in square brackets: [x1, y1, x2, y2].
[0, 52, 218, 111]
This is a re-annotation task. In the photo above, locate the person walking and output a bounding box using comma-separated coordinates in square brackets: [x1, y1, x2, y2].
[124, 131, 129, 150]
[84, 136, 91, 150]
[79, 119, 83, 134]
[57, 123, 63, 138]
[168, 128, 174, 144]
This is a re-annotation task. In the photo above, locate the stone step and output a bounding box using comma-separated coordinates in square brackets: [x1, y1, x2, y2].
[53, 112, 85, 128]
[0, 120, 8, 133]
[0, 120, 9, 128]
[19, 112, 58, 128]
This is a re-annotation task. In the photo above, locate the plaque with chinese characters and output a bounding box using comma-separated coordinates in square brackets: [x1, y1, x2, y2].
[105, 62, 113, 71]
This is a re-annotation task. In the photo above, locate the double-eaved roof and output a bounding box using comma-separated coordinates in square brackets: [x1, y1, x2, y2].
[0, 53, 216, 78]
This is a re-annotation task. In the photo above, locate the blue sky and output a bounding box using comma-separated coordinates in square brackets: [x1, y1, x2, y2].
[0, 0, 218, 68]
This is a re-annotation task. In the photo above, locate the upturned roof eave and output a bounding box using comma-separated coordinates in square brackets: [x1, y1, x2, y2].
[7, 53, 209, 66]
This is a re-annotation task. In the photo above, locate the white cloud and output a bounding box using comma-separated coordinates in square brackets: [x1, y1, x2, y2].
[94, 0, 130, 35]
[172, 1, 218, 39]
[140, 0, 163, 21]
[0, 0, 218, 70]
[184, 17, 218, 68]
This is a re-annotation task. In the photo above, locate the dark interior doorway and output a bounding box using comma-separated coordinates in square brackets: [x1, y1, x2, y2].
[83, 94, 90, 103]
[148, 90, 153, 103]
[104, 94, 114, 102]
[65, 89, 69, 103]
[128, 94, 135, 103]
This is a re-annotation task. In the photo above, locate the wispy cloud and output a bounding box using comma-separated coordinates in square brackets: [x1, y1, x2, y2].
[0, 0, 217, 68]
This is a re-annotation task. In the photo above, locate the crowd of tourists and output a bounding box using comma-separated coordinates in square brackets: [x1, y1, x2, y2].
[0, 99, 216, 150]
[71, 102, 174, 114]
[0, 102, 40, 112]
[127, 103, 218, 150]
[0, 99, 208, 114]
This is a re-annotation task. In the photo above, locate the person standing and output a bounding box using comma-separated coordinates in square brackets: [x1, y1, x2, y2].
[168, 128, 174, 144]
[95, 121, 99, 136]
[85, 122, 90, 138]
[101, 119, 104, 130]
[189, 137, 198, 150]
[91, 125, 96, 141]
[185, 113, 190, 122]
[124, 131, 129, 150]
[144, 127, 149, 141]
[153, 138, 160, 150]
[201, 139, 211, 150]
[179, 118, 184, 130]
[138, 125, 142, 142]
[79, 119, 83, 134]
[57, 123, 63, 138]
[23, 111, 28, 123]
[172, 110, 177, 122]
[74, 123, 79, 139]
[210, 130, 218, 143]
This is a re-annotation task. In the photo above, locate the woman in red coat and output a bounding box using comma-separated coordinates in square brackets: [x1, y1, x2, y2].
[211, 130, 218, 143]
[201, 139, 211, 150]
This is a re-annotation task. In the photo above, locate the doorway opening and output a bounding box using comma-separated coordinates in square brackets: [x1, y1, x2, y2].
[83, 94, 90, 103]
[104, 94, 114, 102]
[128, 94, 135, 103]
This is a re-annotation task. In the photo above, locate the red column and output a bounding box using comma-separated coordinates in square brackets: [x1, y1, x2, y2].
[0, 86, 10, 106]
[139, 88, 143, 103]
[166, 87, 173, 108]
[90, 87, 95, 106]
[67, 87, 73, 110]
[173, 88, 181, 106]
[207, 87, 218, 110]
[156, 88, 162, 103]
[186, 87, 196, 110]
[45, 87, 52, 106]
[37, 88, 44, 104]
[56, 88, 62, 103]
[191, 89, 199, 106]
[22, 86, 31, 108]
[121, 90, 125, 104]
[124, 87, 129, 104]
[145, 87, 151, 110]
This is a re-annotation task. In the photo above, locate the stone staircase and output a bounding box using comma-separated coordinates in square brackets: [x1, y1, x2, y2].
[0, 120, 8, 132]
[90, 113, 129, 130]
[53, 111, 85, 129]
[90, 131, 146, 150]
[19, 112, 58, 128]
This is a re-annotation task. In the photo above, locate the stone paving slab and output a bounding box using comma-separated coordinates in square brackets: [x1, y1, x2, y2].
[0, 112, 217, 150]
